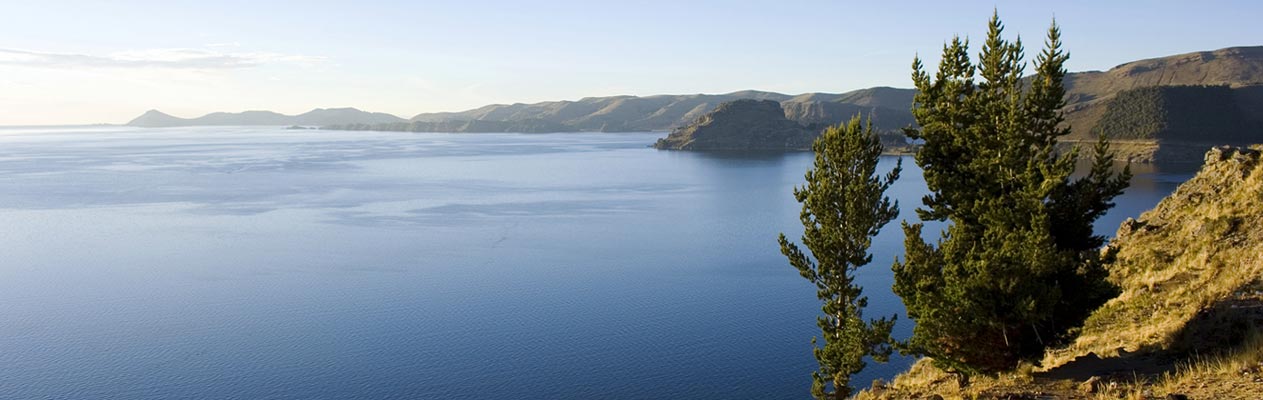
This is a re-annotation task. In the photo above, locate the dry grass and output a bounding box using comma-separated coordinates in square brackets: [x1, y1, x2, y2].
[857, 357, 1067, 399]
[1048, 145, 1263, 368]
[1156, 328, 1263, 398]
[1101, 328, 1263, 399]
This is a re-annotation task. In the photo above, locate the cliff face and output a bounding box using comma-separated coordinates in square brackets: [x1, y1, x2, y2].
[652, 100, 817, 151]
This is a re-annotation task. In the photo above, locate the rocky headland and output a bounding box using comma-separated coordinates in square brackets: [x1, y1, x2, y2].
[651, 100, 818, 151]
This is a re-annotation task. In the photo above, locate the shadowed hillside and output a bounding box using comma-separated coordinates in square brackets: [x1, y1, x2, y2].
[1062, 46, 1263, 141]
[1090, 85, 1257, 142]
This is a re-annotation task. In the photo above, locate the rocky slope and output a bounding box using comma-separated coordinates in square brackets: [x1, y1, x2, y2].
[860, 145, 1263, 399]
[652, 100, 817, 151]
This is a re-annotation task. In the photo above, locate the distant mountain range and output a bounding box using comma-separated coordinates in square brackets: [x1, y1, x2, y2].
[127, 88, 915, 133]
[129, 45, 1263, 149]
[127, 108, 407, 127]
[324, 87, 916, 133]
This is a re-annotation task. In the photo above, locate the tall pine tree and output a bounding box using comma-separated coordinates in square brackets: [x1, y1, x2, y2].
[893, 12, 1131, 378]
[780, 115, 902, 399]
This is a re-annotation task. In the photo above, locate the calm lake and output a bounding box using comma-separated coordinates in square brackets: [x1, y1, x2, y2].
[0, 127, 1195, 399]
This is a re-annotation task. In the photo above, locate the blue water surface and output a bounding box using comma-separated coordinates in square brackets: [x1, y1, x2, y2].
[0, 127, 1193, 399]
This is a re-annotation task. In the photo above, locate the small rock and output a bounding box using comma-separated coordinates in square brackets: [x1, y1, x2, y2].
[1118, 217, 1138, 236]
[1078, 376, 1102, 394]
[1205, 146, 1230, 164]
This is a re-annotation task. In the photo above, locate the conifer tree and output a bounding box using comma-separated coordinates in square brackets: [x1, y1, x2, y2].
[780, 115, 902, 399]
[893, 12, 1131, 378]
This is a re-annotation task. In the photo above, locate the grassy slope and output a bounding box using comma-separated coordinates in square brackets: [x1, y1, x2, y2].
[859, 145, 1263, 399]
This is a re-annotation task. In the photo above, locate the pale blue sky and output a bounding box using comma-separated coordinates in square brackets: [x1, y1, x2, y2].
[1, 0, 1260, 124]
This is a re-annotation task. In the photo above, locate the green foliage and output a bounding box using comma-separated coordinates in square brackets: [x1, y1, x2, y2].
[779, 115, 902, 399]
[894, 12, 1131, 377]
[1091, 85, 1254, 141]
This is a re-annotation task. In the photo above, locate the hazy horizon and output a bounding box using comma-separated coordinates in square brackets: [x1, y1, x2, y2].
[4, 0, 1262, 125]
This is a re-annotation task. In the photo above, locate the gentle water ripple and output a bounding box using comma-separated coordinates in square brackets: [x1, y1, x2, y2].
[0, 126, 1192, 399]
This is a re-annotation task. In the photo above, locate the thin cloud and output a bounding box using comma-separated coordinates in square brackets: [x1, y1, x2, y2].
[0, 47, 323, 70]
